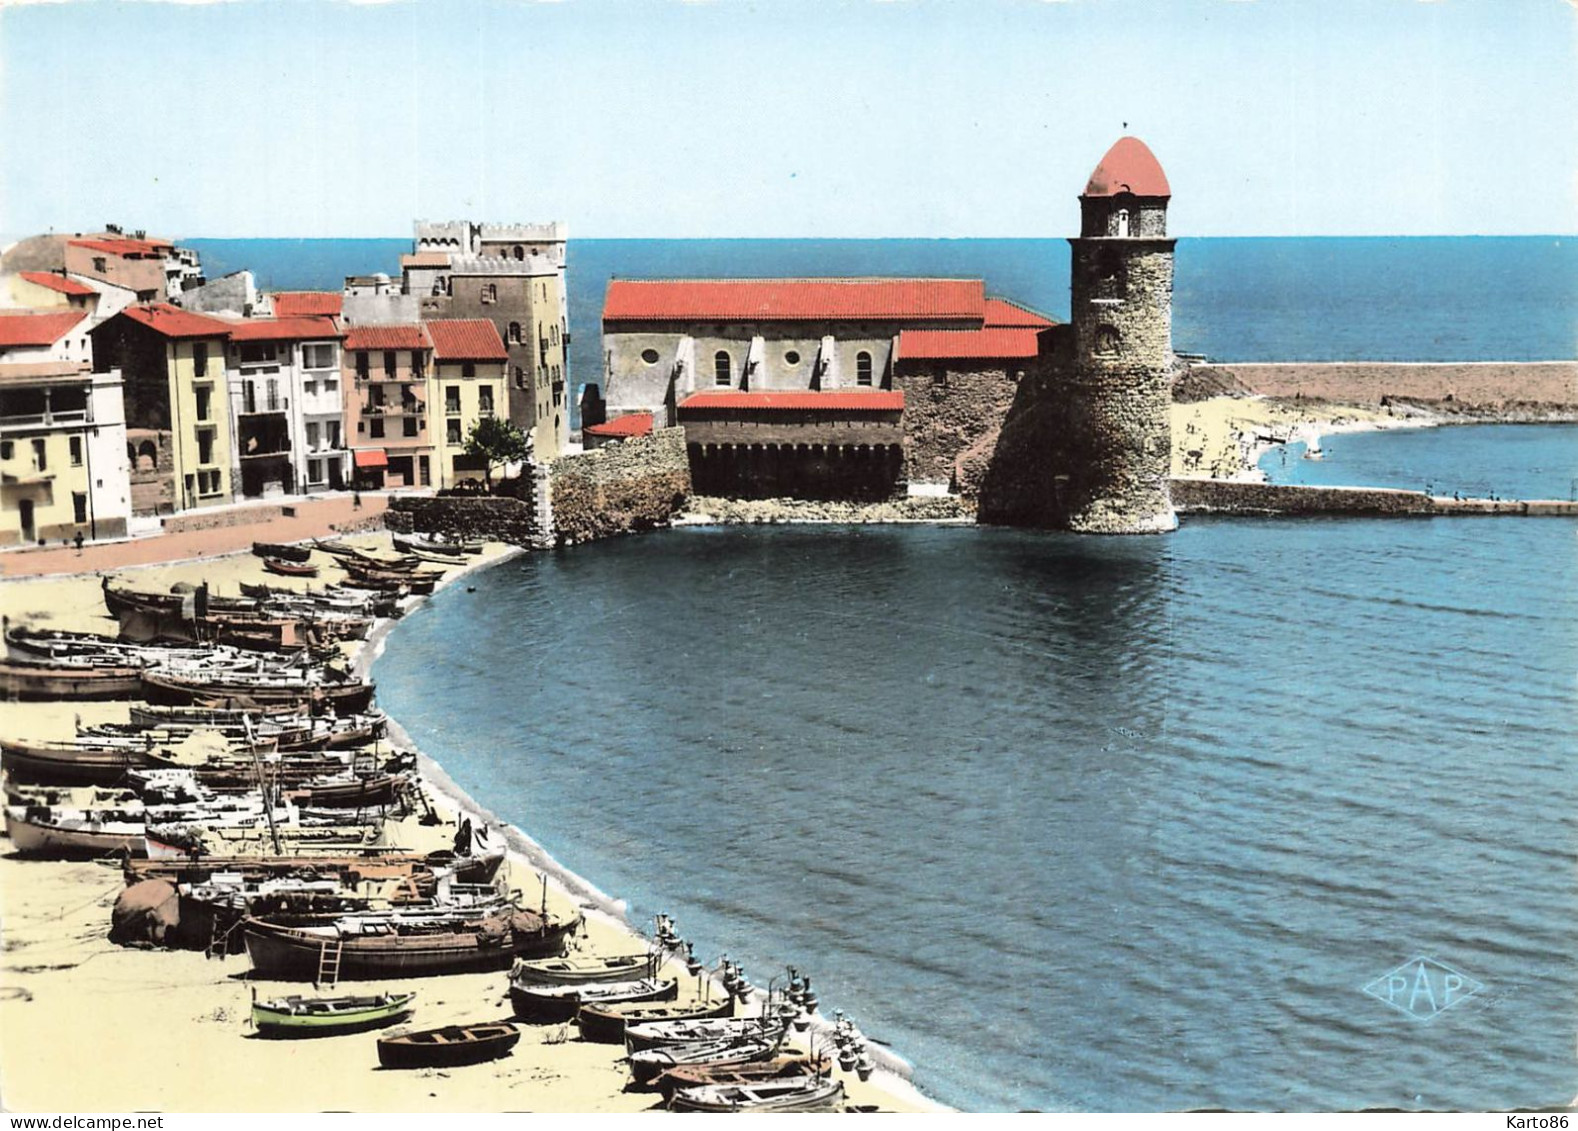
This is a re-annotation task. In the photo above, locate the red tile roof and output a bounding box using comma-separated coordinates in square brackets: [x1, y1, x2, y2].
[896, 328, 1044, 361]
[983, 297, 1055, 329]
[68, 237, 173, 258]
[401, 252, 451, 270]
[424, 318, 506, 361]
[583, 411, 654, 439]
[605, 279, 985, 323]
[114, 303, 233, 340]
[223, 316, 343, 342]
[271, 291, 343, 318]
[679, 390, 904, 412]
[1084, 136, 1171, 198]
[21, 272, 96, 297]
[343, 324, 431, 351]
[0, 311, 89, 348]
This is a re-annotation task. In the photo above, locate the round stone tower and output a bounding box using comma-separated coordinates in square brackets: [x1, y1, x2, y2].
[1063, 136, 1178, 533]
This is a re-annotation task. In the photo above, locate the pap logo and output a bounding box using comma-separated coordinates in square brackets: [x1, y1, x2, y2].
[1363, 956, 1483, 1022]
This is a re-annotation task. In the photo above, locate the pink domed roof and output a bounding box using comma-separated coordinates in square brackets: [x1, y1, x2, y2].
[1083, 136, 1171, 199]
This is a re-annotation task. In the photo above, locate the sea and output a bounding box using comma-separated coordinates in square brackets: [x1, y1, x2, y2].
[193, 235, 1578, 1111]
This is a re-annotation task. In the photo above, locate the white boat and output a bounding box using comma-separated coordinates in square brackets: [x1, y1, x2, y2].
[670, 1076, 845, 1112]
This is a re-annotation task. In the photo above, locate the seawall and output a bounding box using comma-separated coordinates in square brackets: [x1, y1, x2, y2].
[1171, 477, 1578, 517]
[1180, 361, 1578, 413]
[550, 425, 691, 545]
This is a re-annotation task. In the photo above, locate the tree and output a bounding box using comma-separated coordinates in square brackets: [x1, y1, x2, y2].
[463, 416, 532, 491]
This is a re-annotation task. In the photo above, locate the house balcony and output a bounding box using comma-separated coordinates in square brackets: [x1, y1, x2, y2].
[364, 400, 426, 417]
[238, 395, 289, 416]
[0, 408, 90, 432]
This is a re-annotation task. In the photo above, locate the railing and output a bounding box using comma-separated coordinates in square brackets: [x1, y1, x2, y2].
[0, 409, 90, 430]
[240, 396, 288, 415]
[363, 401, 424, 416]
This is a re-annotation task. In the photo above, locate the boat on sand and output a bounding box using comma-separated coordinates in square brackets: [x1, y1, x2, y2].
[376, 1023, 519, 1069]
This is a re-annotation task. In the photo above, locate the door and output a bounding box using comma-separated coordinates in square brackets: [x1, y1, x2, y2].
[19, 499, 35, 542]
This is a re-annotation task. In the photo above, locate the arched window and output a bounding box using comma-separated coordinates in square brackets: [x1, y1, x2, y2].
[513, 366, 525, 388]
[714, 351, 731, 386]
[508, 321, 522, 343]
[855, 351, 873, 386]
[512, 245, 525, 260]
[1095, 326, 1120, 356]
[1115, 209, 1130, 238]
[137, 440, 157, 470]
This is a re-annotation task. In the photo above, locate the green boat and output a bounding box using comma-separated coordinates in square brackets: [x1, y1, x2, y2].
[251, 991, 416, 1038]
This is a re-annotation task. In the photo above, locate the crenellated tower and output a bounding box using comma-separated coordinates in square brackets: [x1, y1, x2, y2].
[1062, 136, 1178, 533]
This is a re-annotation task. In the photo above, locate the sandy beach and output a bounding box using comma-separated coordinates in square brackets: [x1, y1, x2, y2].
[0, 535, 934, 1113]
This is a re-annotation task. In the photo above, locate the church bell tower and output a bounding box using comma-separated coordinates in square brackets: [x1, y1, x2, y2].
[1063, 136, 1178, 533]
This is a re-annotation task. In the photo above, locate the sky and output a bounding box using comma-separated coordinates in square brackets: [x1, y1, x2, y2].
[0, 0, 1574, 240]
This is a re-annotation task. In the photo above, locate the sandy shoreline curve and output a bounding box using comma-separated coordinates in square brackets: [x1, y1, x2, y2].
[0, 534, 942, 1113]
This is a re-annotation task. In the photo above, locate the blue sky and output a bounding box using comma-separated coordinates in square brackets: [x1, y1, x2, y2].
[1, 0, 1574, 239]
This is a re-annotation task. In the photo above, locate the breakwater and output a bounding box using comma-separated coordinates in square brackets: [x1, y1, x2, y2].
[1182, 360, 1578, 412]
[1171, 478, 1578, 517]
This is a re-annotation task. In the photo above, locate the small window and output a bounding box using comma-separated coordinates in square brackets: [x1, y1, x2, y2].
[73, 492, 88, 524]
[514, 366, 525, 388]
[446, 386, 461, 414]
[193, 342, 208, 377]
[195, 385, 212, 421]
[69, 436, 83, 466]
[0, 441, 12, 460]
[303, 343, 335, 369]
[784, 350, 800, 365]
[509, 322, 522, 344]
[32, 438, 46, 470]
[1095, 326, 1120, 356]
[483, 284, 497, 304]
[197, 428, 214, 465]
[355, 351, 369, 379]
[306, 421, 321, 448]
[512, 245, 524, 260]
[479, 387, 494, 415]
[404, 418, 418, 438]
[1115, 209, 1131, 238]
[383, 351, 397, 376]
[462, 362, 475, 379]
[447, 419, 462, 444]
[714, 351, 731, 386]
[93, 257, 107, 272]
[641, 348, 660, 365]
[419, 455, 431, 486]
[856, 351, 873, 386]
[370, 419, 385, 439]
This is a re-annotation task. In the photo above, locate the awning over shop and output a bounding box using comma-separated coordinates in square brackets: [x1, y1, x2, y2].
[353, 449, 389, 470]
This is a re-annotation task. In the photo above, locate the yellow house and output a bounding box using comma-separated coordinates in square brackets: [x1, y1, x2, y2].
[89, 304, 235, 514]
[425, 319, 509, 488]
[0, 362, 132, 546]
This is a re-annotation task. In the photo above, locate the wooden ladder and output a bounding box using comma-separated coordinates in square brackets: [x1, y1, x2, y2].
[205, 915, 234, 961]
[315, 937, 343, 988]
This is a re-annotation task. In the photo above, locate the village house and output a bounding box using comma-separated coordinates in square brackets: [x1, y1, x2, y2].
[0, 310, 95, 368]
[88, 304, 236, 515]
[425, 318, 508, 489]
[64, 231, 202, 302]
[220, 316, 348, 498]
[0, 360, 131, 546]
[343, 324, 434, 491]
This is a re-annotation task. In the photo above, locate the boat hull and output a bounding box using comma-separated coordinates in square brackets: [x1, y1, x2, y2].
[0, 660, 144, 701]
[242, 913, 580, 980]
[509, 977, 677, 1023]
[5, 809, 145, 859]
[575, 996, 734, 1045]
[376, 1023, 519, 1069]
[252, 992, 415, 1038]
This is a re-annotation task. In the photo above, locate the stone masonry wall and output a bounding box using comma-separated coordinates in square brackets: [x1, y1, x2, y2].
[384, 495, 539, 544]
[549, 425, 691, 546]
[1170, 478, 1578, 516]
[1185, 362, 1578, 410]
[895, 362, 1022, 488]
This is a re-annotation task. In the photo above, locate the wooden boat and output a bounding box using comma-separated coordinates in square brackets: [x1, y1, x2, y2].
[253, 542, 313, 564]
[125, 847, 502, 889]
[654, 1054, 823, 1101]
[242, 908, 581, 980]
[393, 536, 465, 558]
[252, 991, 415, 1037]
[629, 1035, 783, 1086]
[510, 977, 677, 1023]
[376, 1022, 519, 1069]
[263, 557, 319, 578]
[624, 1015, 784, 1053]
[285, 773, 411, 809]
[0, 657, 145, 701]
[510, 952, 655, 987]
[1, 738, 181, 786]
[670, 1076, 845, 1113]
[141, 671, 376, 715]
[575, 996, 734, 1044]
[5, 805, 146, 858]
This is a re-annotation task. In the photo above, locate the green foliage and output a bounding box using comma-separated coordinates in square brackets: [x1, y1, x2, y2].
[463, 417, 531, 486]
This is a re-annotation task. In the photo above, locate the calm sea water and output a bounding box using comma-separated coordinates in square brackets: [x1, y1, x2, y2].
[1261, 423, 1578, 501]
[374, 496, 1578, 1111]
[186, 237, 1578, 395]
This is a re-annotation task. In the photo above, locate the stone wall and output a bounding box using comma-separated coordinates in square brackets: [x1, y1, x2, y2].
[1185, 362, 1578, 411]
[550, 426, 691, 545]
[895, 362, 1022, 488]
[1170, 478, 1578, 517]
[383, 494, 540, 544]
